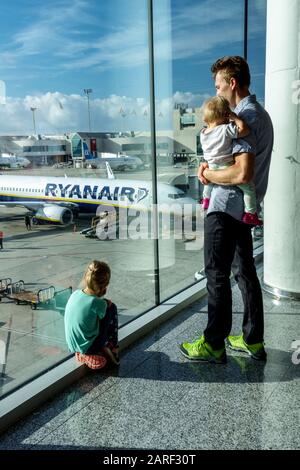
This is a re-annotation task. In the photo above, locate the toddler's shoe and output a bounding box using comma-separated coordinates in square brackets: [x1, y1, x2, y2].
[75, 352, 107, 369]
[202, 197, 210, 210]
[242, 212, 263, 226]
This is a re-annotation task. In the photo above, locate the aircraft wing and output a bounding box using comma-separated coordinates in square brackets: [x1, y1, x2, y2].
[0, 200, 79, 211]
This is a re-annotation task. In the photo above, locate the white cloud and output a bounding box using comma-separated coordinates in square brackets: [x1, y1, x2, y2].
[0, 0, 93, 66]
[0, 90, 208, 135]
[0, 0, 266, 76]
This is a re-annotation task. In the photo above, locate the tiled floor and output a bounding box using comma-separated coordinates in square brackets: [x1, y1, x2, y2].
[0, 276, 299, 450]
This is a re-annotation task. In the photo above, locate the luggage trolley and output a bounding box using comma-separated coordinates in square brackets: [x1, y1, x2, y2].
[0, 278, 12, 301]
[6, 281, 55, 310]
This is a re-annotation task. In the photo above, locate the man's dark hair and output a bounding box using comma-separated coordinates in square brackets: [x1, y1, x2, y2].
[211, 56, 250, 88]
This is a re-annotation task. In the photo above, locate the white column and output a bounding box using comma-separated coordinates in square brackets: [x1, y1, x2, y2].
[264, 0, 300, 297]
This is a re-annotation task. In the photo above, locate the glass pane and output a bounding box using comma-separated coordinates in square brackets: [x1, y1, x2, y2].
[248, 0, 267, 104]
[0, 0, 154, 398]
[153, 0, 244, 300]
[248, 0, 267, 248]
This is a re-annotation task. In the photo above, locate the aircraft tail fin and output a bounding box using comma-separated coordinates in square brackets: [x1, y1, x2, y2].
[106, 161, 115, 180]
[82, 141, 94, 160]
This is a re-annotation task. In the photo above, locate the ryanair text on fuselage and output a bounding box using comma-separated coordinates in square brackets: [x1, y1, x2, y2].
[45, 182, 149, 203]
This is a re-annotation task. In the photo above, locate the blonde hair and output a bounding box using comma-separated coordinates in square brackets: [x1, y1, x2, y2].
[202, 96, 231, 124]
[83, 260, 111, 297]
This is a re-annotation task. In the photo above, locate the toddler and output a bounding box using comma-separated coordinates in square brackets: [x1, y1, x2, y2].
[200, 96, 262, 225]
[64, 260, 119, 369]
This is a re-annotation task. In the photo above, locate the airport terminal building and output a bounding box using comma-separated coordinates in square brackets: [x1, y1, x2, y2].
[0, 0, 299, 453]
[0, 104, 204, 168]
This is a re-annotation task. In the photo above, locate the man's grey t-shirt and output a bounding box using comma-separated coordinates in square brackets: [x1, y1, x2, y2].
[206, 94, 274, 221]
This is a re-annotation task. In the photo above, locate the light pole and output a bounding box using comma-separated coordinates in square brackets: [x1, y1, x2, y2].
[83, 88, 93, 132]
[30, 107, 37, 135]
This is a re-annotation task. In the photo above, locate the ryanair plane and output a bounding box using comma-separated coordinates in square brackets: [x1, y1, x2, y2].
[0, 153, 30, 169]
[0, 173, 197, 225]
[83, 142, 144, 171]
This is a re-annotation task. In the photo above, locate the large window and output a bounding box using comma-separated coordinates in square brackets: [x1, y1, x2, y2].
[153, 0, 245, 301]
[247, 0, 267, 104]
[0, 0, 154, 398]
[0, 0, 267, 400]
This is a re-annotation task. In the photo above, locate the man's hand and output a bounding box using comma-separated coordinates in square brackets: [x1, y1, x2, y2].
[198, 162, 209, 185]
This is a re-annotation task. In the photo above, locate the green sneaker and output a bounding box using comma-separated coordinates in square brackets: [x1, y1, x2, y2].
[227, 334, 267, 361]
[179, 335, 227, 364]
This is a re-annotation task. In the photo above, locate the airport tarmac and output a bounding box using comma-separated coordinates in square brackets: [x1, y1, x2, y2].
[0, 166, 204, 397]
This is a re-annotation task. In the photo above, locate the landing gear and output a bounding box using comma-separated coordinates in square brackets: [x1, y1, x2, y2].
[31, 216, 39, 225]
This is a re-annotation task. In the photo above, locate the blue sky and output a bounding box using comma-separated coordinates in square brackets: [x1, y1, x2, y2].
[0, 0, 267, 134]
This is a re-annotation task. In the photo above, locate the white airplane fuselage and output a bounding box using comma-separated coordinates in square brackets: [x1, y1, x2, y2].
[0, 175, 196, 224]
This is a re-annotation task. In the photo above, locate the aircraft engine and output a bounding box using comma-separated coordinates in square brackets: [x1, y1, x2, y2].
[33, 205, 73, 225]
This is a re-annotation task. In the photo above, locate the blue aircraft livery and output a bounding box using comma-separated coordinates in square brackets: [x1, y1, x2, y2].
[45, 182, 149, 203]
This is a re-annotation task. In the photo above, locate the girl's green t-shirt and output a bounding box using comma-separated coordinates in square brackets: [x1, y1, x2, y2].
[64, 289, 107, 353]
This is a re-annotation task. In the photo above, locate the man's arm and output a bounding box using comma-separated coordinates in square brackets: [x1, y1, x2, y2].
[199, 152, 255, 186]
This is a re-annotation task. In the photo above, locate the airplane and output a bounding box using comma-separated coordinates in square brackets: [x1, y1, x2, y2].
[0, 170, 197, 225]
[83, 142, 144, 171]
[0, 153, 31, 169]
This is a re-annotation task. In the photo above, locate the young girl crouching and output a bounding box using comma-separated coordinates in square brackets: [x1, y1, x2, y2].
[64, 260, 119, 369]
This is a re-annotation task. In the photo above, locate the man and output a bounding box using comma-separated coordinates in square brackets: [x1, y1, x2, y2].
[25, 214, 31, 230]
[0, 230, 3, 249]
[180, 56, 273, 363]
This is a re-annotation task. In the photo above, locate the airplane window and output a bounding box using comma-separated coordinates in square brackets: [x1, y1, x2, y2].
[168, 193, 184, 199]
